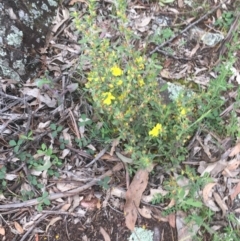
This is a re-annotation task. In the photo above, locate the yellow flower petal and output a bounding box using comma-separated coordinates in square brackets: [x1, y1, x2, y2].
[117, 79, 123, 86]
[149, 123, 162, 137]
[180, 108, 187, 116]
[111, 66, 123, 76]
[138, 79, 145, 87]
[103, 92, 115, 105]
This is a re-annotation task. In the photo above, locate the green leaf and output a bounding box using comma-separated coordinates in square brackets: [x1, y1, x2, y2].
[161, 0, 174, 3]
[0, 172, 5, 179]
[14, 146, 20, 153]
[37, 196, 43, 202]
[33, 159, 52, 171]
[184, 199, 202, 208]
[9, 140, 17, 146]
[18, 139, 24, 145]
[43, 192, 49, 198]
[98, 176, 110, 190]
[81, 114, 87, 120]
[43, 199, 51, 205]
[2, 180, 7, 187]
[50, 123, 56, 130]
[41, 143, 47, 150]
[35, 78, 51, 88]
[52, 131, 57, 138]
[37, 204, 43, 212]
[78, 122, 86, 127]
[160, 83, 168, 92]
[46, 148, 52, 156]
[57, 126, 63, 132]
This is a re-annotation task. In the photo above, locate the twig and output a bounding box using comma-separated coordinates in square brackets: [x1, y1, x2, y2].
[19, 214, 48, 241]
[41, 210, 81, 217]
[0, 163, 123, 209]
[57, 141, 92, 159]
[68, 109, 81, 139]
[0, 96, 34, 114]
[107, 203, 123, 215]
[85, 145, 109, 167]
[153, 48, 195, 61]
[0, 90, 32, 136]
[148, 0, 229, 56]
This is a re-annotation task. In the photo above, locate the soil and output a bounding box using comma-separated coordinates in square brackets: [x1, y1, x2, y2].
[2, 204, 178, 241]
[38, 207, 130, 241]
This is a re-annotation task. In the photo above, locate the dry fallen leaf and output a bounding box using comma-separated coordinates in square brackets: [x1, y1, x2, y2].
[142, 188, 168, 203]
[202, 183, 220, 211]
[200, 160, 226, 177]
[189, 43, 200, 57]
[69, 0, 87, 5]
[229, 142, 240, 157]
[80, 197, 101, 210]
[138, 206, 152, 219]
[57, 182, 79, 192]
[22, 87, 56, 107]
[165, 198, 176, 209]
[135, 16, 152, 28]
[52, 8, 70, 34]
[63, 128, 72, 146]
[178, 0, 184, 8]
[100, 227, 111, 241]
[222, 158, 240, 177]
[160, 69, 171, 79]
[230, 181, 240, 201]
[110, 139, 119, 156]
[116, 152, 133, 164]
[0, 226, 5, 235]
[216, 9, 222, 19]
[168, 213, 176, 228]
[176, 211, 199, 241]
[46, 217, 62, 232]
[152, 207, 168, 222]
[101, 154, 119, 162]
[124, 169, 149, 230]
[60, 203, 71, 211]
[14, 221, 24, 234]
[213, 192, 228, 217]
[110, 187, 126, 199]
[203, 183, 217, 204]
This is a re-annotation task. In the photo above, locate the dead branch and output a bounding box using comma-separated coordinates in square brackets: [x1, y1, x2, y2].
[0, 163, 123, 210]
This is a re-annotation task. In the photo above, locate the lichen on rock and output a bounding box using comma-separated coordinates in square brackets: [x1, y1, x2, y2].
[6, 26, 23, 47]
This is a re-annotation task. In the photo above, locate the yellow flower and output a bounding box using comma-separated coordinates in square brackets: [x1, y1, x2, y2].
[138, 79, 145, 87]
[102, 92, 115, 105]
[149, 123, 162, 137]
[136, 57, 143, 62]
[135, 56, 145, 70]
[117, 79, 123, 86]
[180, 108, 187, 116]
[111, 66, 123, 76]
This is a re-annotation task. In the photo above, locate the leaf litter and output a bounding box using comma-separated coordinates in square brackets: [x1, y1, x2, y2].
[1, 0, 240, 240]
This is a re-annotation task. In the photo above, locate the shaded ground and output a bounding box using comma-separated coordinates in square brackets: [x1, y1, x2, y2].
[39, 209, 129, 241]
[3, 205, 178, 241]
